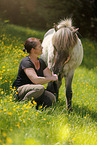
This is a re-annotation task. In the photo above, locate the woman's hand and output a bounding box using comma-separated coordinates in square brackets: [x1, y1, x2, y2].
[51, 74, 58, 81]
[44, 67, 58, 81]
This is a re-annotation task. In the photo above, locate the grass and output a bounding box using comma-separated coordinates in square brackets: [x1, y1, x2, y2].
[0, 22, 97, 145]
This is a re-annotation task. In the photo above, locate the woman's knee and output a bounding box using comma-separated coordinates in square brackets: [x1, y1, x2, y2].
[24, 84, 45, 95]
[18, 84, 45, 100]
[47, 91, 56, 103]
[27, 84, 45, 98]
[36, 85, 45, 95]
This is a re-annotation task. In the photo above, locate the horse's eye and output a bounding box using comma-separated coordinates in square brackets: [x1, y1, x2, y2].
[54, 45, 57, 51]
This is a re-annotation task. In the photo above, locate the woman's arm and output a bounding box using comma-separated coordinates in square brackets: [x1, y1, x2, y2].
[43, 67, 52, 77]
[43, 67, 57, 78]
[24, 68, 58, 85]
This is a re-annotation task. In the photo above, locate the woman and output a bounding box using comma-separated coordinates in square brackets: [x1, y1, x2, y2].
[13, 37, 58, 109]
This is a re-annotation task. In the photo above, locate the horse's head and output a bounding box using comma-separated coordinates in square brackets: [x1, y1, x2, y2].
[52, 45, 70, 74]
[52, 19, 78, 74]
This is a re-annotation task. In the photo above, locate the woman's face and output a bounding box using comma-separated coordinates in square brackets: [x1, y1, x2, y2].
[33, 41, 43, 55]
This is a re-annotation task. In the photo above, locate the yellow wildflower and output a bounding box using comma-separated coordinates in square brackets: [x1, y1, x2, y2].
[7, 112, 12, 115]
[33, 100, 37, 105]
[3, 132, 7, 137]
[6, 137, 13, 144]
[3, 66, 5, 68]
[1, 91, 4, 95]
[0, 77, 2, 80]
[4, 109, 7, 111]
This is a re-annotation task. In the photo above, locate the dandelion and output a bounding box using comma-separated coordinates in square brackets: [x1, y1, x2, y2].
[31, 104, 34, 107]
[72, 138, 75, 141]
[15, 123, 20, 128]
[40, 105, 42, 109]
[3, 108, 7, 112]
[13, 108, 16, 111]
[3, 66, 5, 68]
[23, 119, 25, 123]
[10, 129, 13, 131]
[3, 132, 7, 137]
[23, 104, 27, 108]
[6, 137, 13, 145]
[4, 99, 7, 103]
[0, 77, 2, 80]
[1, 91, 4, 95]
[7, 112, 12, 115]
[1, 99, 3, 103]
[33, 100, 37, 105]
[16, 106, 20, 109]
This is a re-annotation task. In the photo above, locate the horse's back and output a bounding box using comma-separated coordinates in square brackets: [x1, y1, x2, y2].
[44, 28, 55, 38]
[41, 29, 55, 68]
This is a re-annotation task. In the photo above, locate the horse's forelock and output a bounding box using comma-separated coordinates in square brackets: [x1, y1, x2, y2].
[57, 18, 72, 29]
[52, 27, 77, 53]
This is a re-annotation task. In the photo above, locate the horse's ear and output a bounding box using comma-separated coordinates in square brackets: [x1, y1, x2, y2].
[53, 23, 58, 31]
[72, 28, 79, 33]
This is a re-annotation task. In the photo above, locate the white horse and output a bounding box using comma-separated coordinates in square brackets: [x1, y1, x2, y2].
[41, 19, 83, 111]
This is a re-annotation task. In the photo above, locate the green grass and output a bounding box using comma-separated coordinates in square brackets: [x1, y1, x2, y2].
[0, 23, 97, 145]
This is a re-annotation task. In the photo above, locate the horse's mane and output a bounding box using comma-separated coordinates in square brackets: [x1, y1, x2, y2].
[52, 19, 78, 54]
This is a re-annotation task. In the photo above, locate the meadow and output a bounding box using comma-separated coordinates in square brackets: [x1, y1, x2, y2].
[0, 22, 97, 145]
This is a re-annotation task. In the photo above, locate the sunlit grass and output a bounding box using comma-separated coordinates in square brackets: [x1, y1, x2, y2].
[0, 23, 97, 145]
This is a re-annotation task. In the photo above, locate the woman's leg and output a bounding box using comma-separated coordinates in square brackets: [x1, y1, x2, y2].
[18, 84, 45, 101]
[34, 90, 56, 109]
[17, 84, 56, 109]
[42, 90, 56, 107]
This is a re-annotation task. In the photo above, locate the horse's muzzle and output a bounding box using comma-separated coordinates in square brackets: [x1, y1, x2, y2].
[52, 66, 60, 74]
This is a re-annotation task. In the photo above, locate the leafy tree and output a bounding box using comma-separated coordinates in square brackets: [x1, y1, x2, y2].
[36, 0, 95, 37]
[0, 0, 96, 38]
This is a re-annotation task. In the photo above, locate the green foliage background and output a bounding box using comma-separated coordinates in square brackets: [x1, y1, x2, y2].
[0, 0, 97, 38]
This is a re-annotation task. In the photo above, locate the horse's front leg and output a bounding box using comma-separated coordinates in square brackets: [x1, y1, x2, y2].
[46, 73, 63, 101]
[46, 81, 59, 100]
[65, 70, 74, 111]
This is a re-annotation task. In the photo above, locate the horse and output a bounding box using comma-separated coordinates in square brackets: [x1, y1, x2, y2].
[41, 18, 83, 111]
